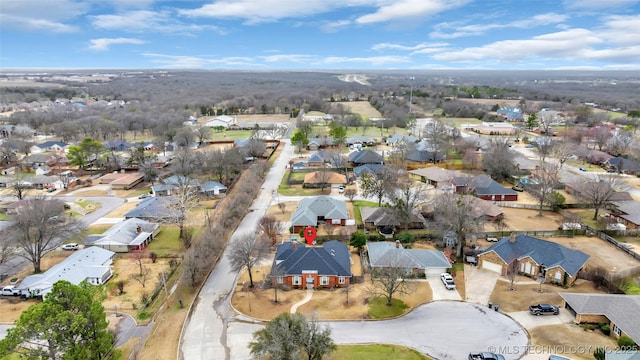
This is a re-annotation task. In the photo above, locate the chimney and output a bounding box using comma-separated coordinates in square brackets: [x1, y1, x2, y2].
[509, 233, 516, 243]
[395, 240, 400, 248]
[136, 226, 142, 234]
[292, 241, 297, 250]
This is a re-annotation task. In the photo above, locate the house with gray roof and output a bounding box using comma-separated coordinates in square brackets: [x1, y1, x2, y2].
[200, 180, 227, 196]
[610, 200, 640, 229]
[367, 241, 451, 277]
[353, 164, 386, 177]
[348, 149, 383, 165]
[85, 218, 160, 252]
[17, 247, 114, 299]
[405, 149, 446, 164]
[307, 136, 335, 151]
[478, 234, 590, 286]
[455, 174, 518, 201]
[345, 136, 375, 147]
[270, 240, 351, 289]
[307, 150, 341, 167]
[360, 206, 426, 231]
[290, 196, 348, 232]
[560, 293, 640, 345]
[408, 167, 456, 188]
[124, 197, 180, 221]
[386, 134, 417, 147]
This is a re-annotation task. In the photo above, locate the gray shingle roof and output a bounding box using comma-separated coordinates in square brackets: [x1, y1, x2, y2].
[85, 218, 158, 247]
[611, 200, 640, 226]
[124, 197, 180, 220]
[348, 150, 383, 165]
[480, 235, 590, 276]
[353, 164, 386, 177]
[290, 196, 348, 227]
[560, 293, 640, 344]
[367, 242, 451, 269]
[272, 240, 351, 277]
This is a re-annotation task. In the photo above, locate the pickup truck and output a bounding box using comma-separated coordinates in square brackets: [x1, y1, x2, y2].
[529, 303, 559, 315]
[469, 352, 505, 360]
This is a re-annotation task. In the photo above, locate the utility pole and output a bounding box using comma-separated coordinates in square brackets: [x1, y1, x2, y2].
[409, 76, 415, 114]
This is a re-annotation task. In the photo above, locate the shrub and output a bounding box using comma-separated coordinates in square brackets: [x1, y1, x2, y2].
[397, 232, 415, 244]
[150, 252, 158, 263]
[593, 347, 605, 360]
[600, 324, 610, 335]
[618, 335, 637, 350]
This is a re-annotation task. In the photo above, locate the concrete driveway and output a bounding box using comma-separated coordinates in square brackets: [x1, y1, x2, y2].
[464, 264, 500, 305]
[428, 277, 462, 301]
[507, 309, 573, 329]
[226, 301, 529, 360]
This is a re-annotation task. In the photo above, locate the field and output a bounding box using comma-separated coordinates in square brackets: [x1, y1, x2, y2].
[332, 101, 381, 120]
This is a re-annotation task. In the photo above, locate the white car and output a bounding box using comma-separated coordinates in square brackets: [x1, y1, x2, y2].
[440, 273, 456, 290]
[61, 243, 79, 251]
[1, 285, 20, 296]
[486, 237, 499, 242]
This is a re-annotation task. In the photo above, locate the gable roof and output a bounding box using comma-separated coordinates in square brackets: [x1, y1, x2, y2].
[272, 240, 351, 277]
[353, 164, 386, 177]
[611, 200, 640, 225]
[37, 141, 68, 149]
[560, 293, 640, 344]
[85, 218, 159, 247]
[124, 197, 180, 219]
[346, 136, 374, 145]
[386, 134, 418, 145]
[360, 207, 400, 227]
[456, 174, 517, 196]
[480, 235, 590, 276]
[606, 157, 640, 172]
[367, 242, 451, 269]
[348, 149, 383, 164]
[409, 167, 456, 182]
[17, 247, 114, 295]
[291, 196, 348, 227]
[405, 150, 446, 163]
[307, 150, 334, 164]
[200, 180, 227, 192]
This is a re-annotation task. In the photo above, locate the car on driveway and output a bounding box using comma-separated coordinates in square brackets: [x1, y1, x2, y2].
[138, 194, 151, 199]
[529, 303, 559, 315]
[486, 237, 499, 242]
[579, 167, 587, 171]
[511, 185, 524, 192]
[1, 285, 20, 296]
[338, 185, 345, 193]
[61, 243, 79, 251]
[440, 273, 456, 290]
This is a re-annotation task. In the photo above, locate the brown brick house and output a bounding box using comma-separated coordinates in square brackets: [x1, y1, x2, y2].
[478, 234, 590, 286]
[269, 240, 351, 289]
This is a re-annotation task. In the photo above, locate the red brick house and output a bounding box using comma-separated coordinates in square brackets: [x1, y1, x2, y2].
[270, 240, 352, 289]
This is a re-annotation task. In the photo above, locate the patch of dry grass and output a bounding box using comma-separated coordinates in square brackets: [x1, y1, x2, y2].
[529, 324, 616, 360]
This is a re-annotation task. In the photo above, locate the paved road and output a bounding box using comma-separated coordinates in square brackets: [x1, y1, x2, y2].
[180, 140, 295, 360]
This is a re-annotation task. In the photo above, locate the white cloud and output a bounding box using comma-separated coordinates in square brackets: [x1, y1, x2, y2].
[0, 0, 88, 32]
[91, 10, 223, 34]
[142, 53, 260, 68]
[320, 20, 352, 33]
[431, 13, 568, 39]
[563, 0, 639, 10]
[356, 0, 469, 25]
[598, 14, 640, 45]
[372, 42, 448, 51]
[261, 54, 316, 63]
[88, 38, 145, 51]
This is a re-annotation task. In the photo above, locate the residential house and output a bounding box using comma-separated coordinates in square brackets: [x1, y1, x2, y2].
[602, 157, 640, 175]
[99, 172, 144, 190]
[85, 218, 160, 252]
[104, 140, 133, 152]
[33, 141, 68, 154]
[20, 154, 54, 170]
[348, 149, 383, 166]
[307, 150, 339, 167]
[25, 174, 64, 190]
[408, 167, 456, 188]
[206, 115, 235, 128]
[270, 240, 352, 289]
[200, 180, 227, 196]
[565, 182, 633, 202]
[386, 134, 417, 147]
[303, 171, 346, 188]
[560, 293, 640, 345]
[454, 174, 518, 201]
[478, 234, 590, 286]
[367, 241, 451, 277]
[307, 136, 335, 151]
[360, 207, 426, 231]
[131, 141, 158, 152]
[353, 164, 386, 178]
[124, 197, 181, 221]
[345, 136, 375, 147]
[16, 247, 115, 299]
[497, 106, 524, 122]
[151, 175, 200, 196]
[405, 142, 446, 164]
[609, 201, 640, 229]
[290, 196, 349, 232]
[585, 150, 613, 165]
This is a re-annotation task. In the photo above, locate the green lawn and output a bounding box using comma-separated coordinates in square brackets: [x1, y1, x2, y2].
[446, 117, 483, 127]
[621, 278, 640, 295]
[75, 199, 101, 212]
[147, 226, 184, 257]
[209, 129, 254, 141]
[368, 297, 409, 319]
[278, 171, 331, 196]
[0, 212, 8, 221]
[352, 200, 379, 225]
[345, 126, 408, 139]
[326, 344, 431, 360]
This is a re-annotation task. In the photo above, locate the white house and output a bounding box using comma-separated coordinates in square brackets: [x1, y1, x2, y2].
[205, 115, 235, 128]
[17, 247, 115, 299]
[84, 218, 160, 252]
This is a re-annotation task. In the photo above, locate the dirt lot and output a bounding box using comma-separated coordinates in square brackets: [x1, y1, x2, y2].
[529, 324, 617, 360]
[489, 208, 565, 232]
[544, 236, 640, 274]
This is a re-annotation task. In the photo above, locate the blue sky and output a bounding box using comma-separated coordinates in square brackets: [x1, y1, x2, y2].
[1, 0, 639, 70]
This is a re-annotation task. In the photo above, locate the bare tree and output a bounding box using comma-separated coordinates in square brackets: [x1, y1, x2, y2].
[0, 238, 13, 264]
[194, 125, 212, 145]
[174, 127, 195, 149]
[10, 170, 30, 200]
[129, 266, 151, 288]
[369, 253, 414, 306]
[592, 127, 612, 151]
[482, 139, 516, 182]
[344, 188, 357, 201]
[433, 193, 486, 258]
[228, 233, 270, 287]
[608, 130, 633, 157]
[360, 168, 396, 206]
[7, 196, 84, 273]
[389, 177, 427, 231]
[277, 202, 287, 214]
[259, 215, 284, 245]
[574, 175, 627, 220]
[531, 162, 561, 216]
[506, 255, 520, 291]
[535, 136, 554, 163]
[423, 119, 450, 163]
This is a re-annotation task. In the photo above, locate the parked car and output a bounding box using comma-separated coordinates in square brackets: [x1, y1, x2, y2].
[338, 185, 345, 193]
[512, 185, 524, 192]
[138, 194, 151, 199]
[529, 303, 559, 315]
[61, 243, 79, 251]
[1, 285, 20, 296]
[46, 187, 57, 193]
[440, 273, 456, 290]
[469, 352, 505, 360]
[579, 167, 586, 172]
[486, 237, 499, 242]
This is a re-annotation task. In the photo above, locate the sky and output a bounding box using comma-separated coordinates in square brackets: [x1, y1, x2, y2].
[1, 0, 639, 70]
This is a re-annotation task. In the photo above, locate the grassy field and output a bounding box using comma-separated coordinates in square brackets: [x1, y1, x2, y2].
[333, 101, 382, 120]
[326, 344, 431, 360]
[209, 129, 254, 141]
[148, 226, 184, 257]
[368, 297, 409, 318]
[278, 170, 332, 196]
